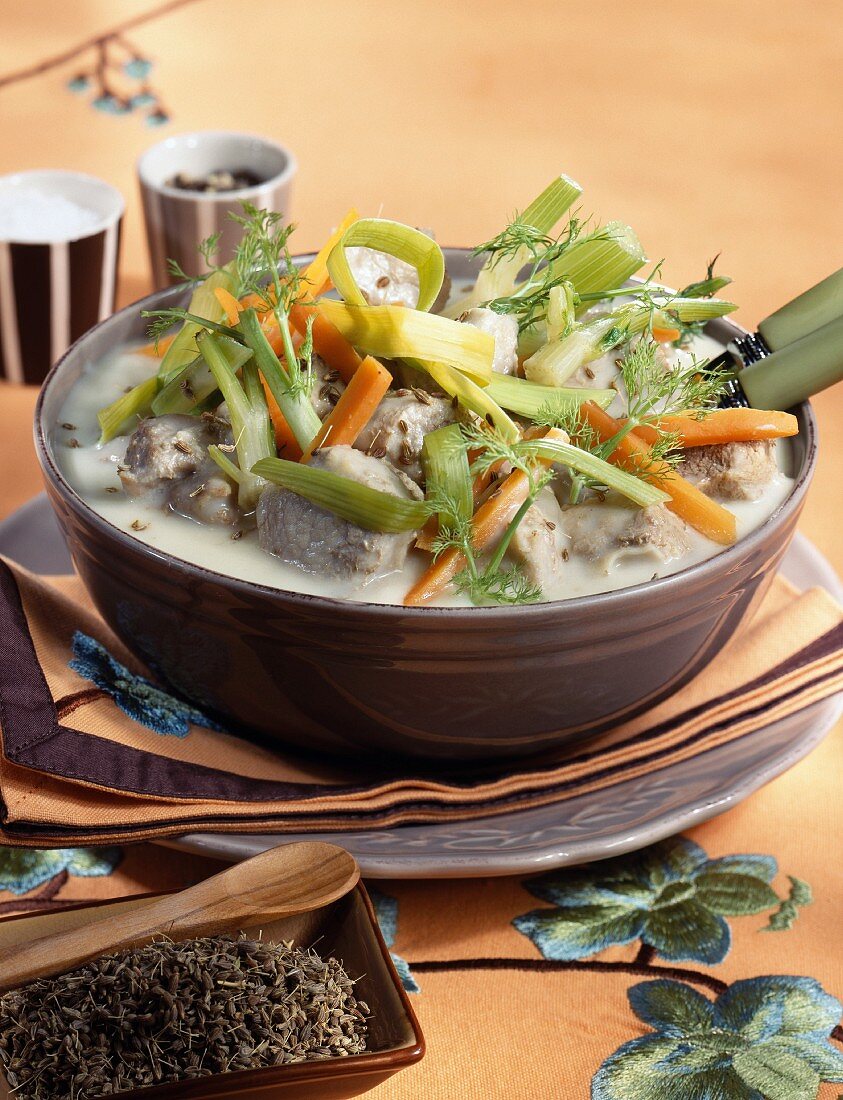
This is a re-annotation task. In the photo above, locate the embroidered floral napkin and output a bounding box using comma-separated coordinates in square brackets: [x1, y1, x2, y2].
[0, 555, 840, 847]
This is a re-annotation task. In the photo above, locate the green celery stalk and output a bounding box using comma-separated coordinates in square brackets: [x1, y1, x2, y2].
[208, 444, 246, 484]
[152, 335, 253, 416]
[158, 267, 237, 380]
[446, 174, 583, 316]
[238, 309, 322, 452]
[97, 375, 159, 444]
[523, 316, 623, 387]
[545, 221, 646, 296]
[252, 458, 429, 533]
[197, 330, 274, 510]
[422, 424, 473, 529]
[530, 437, 670, 508]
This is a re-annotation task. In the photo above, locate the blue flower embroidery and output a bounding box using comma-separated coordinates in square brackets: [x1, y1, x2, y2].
[0, 847, 122, 895]
[514, 837, 803, 965]
[69, 631, 221, 738]
[593, 977, 843, 1100]
[369, 887, 420, 994]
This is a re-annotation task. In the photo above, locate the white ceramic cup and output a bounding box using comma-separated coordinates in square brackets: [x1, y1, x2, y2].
[138, 131, 297, 287]
[0, 169, 124, 384]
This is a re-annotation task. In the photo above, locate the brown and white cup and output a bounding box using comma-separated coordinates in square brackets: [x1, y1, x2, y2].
[0, 170, 123, 385]
[138, 131, 297, 287]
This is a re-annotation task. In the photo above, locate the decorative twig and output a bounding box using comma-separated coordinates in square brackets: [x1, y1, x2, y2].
[0, 0, 203, 90]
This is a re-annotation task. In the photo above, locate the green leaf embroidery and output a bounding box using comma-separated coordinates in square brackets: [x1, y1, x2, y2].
[764, 876, 814, 932]
[0, 847, 122, 896]
[515, 837, 804, 965]
[732, 1046, 819, 1100]
[593, 977, 843, 1100]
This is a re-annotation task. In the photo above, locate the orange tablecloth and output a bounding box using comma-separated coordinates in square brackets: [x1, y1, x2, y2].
[1, 3, 841, 1096]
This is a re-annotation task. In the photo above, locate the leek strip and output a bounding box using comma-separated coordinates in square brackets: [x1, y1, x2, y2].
[157, 267, 237, 380]
[239, 309, 322, 451]
[484, 375, 615, 419]
[410, 358, 520, 442]
[327, 219, 445, 312]
[530, 438, 670, 508]
[208, 444, 246, 485]
[197, 331, 274, 509]
[422, 424, 473, 528]
[252, 458, 429, 533]
[152, 335, 253, 416]
[446, 174, 583, 316]
[545, 221, 646, 295]
[317, 299, 494, 383]
[523, 316, 622, 387]
[97, 375, 159, 444]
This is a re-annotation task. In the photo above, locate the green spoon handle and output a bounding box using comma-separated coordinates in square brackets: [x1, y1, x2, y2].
[757, 267, 843, 351]
[741, 313, 843, 409]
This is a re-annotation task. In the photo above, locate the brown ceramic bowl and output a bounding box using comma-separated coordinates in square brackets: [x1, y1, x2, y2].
[34, 250, 817, 760]
[0, 885, 424, 1100]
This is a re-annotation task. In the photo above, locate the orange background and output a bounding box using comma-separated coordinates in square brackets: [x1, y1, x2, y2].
[0, 3, 841, 1097]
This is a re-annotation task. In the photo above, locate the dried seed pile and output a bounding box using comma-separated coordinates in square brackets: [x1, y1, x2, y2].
[0, 935, 369, 1099]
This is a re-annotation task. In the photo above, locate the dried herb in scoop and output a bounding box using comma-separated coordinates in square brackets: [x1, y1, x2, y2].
[0, 934, 369, 1098]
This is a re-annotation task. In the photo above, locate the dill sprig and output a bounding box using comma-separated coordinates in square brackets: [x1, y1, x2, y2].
[229, 204, 312, 399]
[141, 309, 244, 351]
[621, 337, 726, 423]
[424, 429, 551, 606]
[680, 254, 732, 300]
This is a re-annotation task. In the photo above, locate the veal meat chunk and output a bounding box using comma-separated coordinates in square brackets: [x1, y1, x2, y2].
[354, 390, 457, 485]
[459, 307, 519, 375]
[506, 491, 567, 593]
[562, 501, 690, 564]
[120, 414, 238, 525]
[120, 415, 218, 494]
[256, 445, 423, 584]
[308, 353, 346, 419]
[677, 441, 778, 501]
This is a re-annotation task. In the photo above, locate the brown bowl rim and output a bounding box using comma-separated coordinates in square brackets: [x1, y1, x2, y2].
[0, 883, 425, 1097]
[33, 252, 818, 623]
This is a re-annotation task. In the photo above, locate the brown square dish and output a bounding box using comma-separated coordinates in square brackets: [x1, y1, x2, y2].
[0, 885, 424, 1099]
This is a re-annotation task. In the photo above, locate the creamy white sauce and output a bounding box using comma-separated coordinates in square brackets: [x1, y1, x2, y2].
[55, 333, 795, 607]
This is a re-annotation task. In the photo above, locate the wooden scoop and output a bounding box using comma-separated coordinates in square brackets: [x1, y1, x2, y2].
[0, 841, 359, 995]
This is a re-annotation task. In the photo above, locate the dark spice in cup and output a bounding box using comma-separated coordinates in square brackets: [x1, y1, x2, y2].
[167, 168, 264, 193]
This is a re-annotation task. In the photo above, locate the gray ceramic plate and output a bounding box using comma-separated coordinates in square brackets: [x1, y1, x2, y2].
[1, 495, 841, 877]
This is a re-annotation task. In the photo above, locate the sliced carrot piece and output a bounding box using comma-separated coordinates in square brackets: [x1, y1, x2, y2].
[404, 428, 566, 606]
[652, 325, 681, 343]
[214, 286, 243, 326]
[260, 375, 303, 460]
[302, 356, 392, 461]
[632, 408, 799, 448]
[290, 303, 363, 383]
[580, 403, 737, 545]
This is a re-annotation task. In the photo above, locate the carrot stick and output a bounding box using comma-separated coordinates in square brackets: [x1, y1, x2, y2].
[404, 428, 566, 606]
[631, 408, 799, 448]
[260, 376, 303, 460]
[215, 286, 243, 326]
[580, 403, 737, 545]
[290, 304, 363, 383]
[301, 356, 392, 461]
